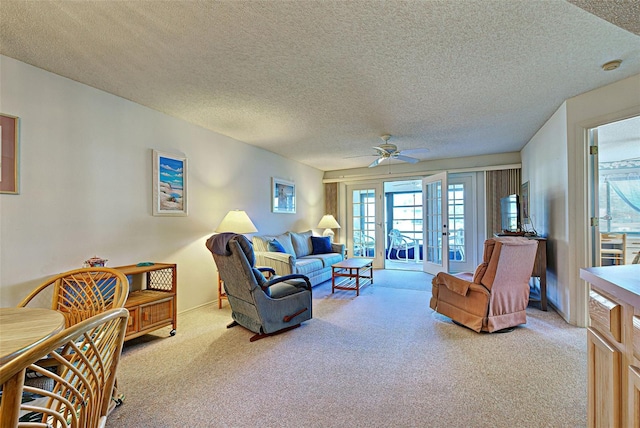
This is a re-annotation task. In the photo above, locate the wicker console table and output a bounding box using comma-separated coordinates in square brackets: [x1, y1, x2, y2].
[114, 263, 177, 341]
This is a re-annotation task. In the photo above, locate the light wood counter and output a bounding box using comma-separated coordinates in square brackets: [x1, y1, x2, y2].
[581, 265, 640, 308]
[581, 265, 640, 427]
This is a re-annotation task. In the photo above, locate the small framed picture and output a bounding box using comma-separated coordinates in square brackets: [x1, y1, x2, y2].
[272, 177, 296, 213]
[1, 114, 19, 194]
[153, 150, 187, 216]
[521, 181, 530, 223]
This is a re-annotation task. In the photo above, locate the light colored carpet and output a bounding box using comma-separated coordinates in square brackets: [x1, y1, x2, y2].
[106, 269, 587, 428]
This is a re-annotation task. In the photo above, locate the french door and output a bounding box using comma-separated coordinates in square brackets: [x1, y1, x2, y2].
[588, 127, 602, 266]
[347, 183, 384, 268]
[423, 172, 448, 274]
[447, 174, 477, 273]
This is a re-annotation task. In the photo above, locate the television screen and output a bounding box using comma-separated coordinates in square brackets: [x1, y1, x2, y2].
[500, 194, 520, 232]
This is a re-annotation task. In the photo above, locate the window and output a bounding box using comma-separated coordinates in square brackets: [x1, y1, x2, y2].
[387, 192, 422, 244]
[599, 166, 640, 233]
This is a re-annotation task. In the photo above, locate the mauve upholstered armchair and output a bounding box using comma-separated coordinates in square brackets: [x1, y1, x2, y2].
[206, 233, 312, 342]
[430, 237, 539, 333]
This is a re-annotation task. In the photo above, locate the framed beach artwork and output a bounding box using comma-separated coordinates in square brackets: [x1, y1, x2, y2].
[272, 177, 296, 213]
[153, 150, 187, 216]
[0, 114, 19, 194]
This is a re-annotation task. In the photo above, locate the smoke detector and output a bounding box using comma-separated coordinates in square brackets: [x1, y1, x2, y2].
[602, 60, 622, 71]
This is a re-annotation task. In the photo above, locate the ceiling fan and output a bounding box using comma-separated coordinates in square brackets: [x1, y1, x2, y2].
[368, 134, 428, 168]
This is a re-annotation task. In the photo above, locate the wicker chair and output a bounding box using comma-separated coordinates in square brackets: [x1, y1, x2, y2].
[17, 268, 129, 409]
[18, 267, 129, 327]
[0, 308, 129, 428]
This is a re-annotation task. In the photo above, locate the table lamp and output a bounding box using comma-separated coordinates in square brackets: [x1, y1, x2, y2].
[215, 210, 258, 234]
[317, 214, 341, 241]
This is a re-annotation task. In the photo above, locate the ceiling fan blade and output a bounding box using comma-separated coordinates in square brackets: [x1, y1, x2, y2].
[399, 148, 429, 155]
[368, 157, 386, 168]
[395, 155, 419, 164]
[372, 146, 393, 156]
[344, 153, 377, 159]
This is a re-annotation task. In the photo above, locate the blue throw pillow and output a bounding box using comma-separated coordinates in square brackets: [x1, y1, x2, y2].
[268, 239, 286, 253]
[311, 236, 332, 254]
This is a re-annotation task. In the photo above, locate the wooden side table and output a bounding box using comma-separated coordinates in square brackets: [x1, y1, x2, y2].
[217, 273, 227, 309]
[530, 237, 547, 311]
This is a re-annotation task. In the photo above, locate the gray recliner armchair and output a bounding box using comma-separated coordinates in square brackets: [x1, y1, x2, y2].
[206, 233, 312, 342]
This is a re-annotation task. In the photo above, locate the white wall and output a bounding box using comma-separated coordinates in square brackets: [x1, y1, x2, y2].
[522, 73, 640, 326]
[521, 104, 568, 318]
[0, 56, 325, 312]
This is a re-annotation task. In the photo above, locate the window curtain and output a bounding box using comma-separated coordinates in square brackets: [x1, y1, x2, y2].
[486, 168, 521, 235]
[324, 182, 339, 223]
[609, 179, 640, 213]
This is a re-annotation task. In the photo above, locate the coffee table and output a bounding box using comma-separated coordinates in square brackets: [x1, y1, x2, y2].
[331, 258, 373, 296]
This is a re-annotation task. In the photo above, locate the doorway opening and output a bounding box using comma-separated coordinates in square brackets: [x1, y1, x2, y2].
[383, 174, 477, 273]
[590, 115, 640, 266]
[383, 180, 423, 271]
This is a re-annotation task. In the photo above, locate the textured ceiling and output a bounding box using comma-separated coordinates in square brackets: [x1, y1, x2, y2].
[567, 0, 640, 36]
[1, 1, 639, 172]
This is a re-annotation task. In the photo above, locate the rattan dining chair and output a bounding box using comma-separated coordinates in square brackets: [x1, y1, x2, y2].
[18, 267, 129, 327]
[17, 267, 130, 410]
[0, 308, 129, 428]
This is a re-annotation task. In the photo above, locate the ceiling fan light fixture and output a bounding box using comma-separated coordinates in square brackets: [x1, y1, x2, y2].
[602, 59, 622, 71]
[366, 134, 427, 168]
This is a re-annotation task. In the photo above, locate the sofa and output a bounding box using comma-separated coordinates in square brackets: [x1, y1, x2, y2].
[252, 230, 345, 286]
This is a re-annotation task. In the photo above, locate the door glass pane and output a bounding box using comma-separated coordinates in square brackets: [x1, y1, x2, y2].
[352, 189, 376, 257]
[596, 116, 640, 265]
[390, 203, 423, 243]
[425, 181, 442, 265]
[448, 183, 465, 262]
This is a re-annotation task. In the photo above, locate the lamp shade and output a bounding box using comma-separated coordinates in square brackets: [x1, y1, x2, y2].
[317, 214, 341, 239]
[215, 210, 258, 234]
[317, 215, 341, 229]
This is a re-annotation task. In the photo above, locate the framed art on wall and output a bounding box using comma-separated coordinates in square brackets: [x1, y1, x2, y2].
[153, 150, 188, 216]
[0, 114, 19, 194]
[272, 177, 296, 213]
[521, 181, 530, 223]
